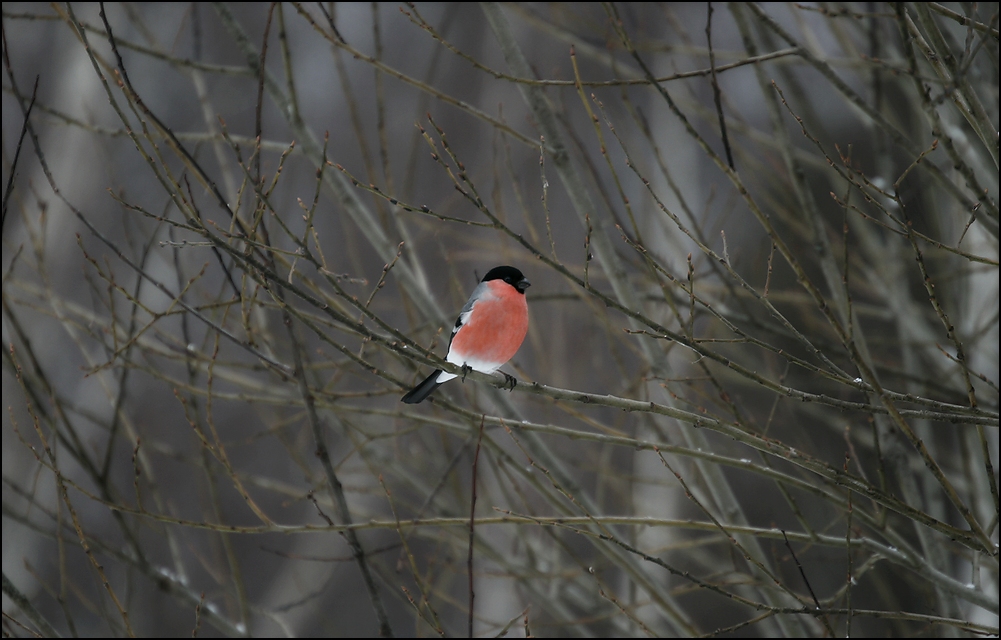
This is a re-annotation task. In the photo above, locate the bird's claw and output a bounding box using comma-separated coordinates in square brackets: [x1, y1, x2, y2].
[460, 364, 471, 382]
[502, 372, 517, 391]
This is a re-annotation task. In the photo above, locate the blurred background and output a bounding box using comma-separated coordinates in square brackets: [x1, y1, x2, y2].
[2, 2, 998, 637]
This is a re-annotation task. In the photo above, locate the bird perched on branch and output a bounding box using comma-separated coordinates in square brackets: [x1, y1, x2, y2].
[402, 266, 530, 404]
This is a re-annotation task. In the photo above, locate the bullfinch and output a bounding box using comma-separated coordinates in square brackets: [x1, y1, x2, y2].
[401, 266, 530, 404]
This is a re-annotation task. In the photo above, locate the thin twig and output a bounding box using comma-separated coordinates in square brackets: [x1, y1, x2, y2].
[468, 415, 486, 638]
[706, 3, 735, 170]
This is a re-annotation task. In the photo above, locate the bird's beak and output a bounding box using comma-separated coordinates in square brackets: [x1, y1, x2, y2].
[516, 279, 531, 293]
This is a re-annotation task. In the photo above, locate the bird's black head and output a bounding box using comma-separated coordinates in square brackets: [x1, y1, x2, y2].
[482, 266, 531, 293]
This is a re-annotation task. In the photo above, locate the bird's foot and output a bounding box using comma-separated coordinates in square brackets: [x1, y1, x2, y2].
[461, 364, 471, 382]
[501, 372, 517, 391]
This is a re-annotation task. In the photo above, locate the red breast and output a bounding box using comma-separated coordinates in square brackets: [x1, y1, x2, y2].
[449, 279, 528, 367]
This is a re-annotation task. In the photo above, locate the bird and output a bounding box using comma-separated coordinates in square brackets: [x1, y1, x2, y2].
[402, 266, 530, 404]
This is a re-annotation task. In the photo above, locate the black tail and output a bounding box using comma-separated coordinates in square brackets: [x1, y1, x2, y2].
[401, 370, 444, 404]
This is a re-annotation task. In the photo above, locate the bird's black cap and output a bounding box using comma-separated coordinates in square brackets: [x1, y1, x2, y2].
[482, 266, 530, 293]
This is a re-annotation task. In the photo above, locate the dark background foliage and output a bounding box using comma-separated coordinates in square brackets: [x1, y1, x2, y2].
[2, 3, 998, 637]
